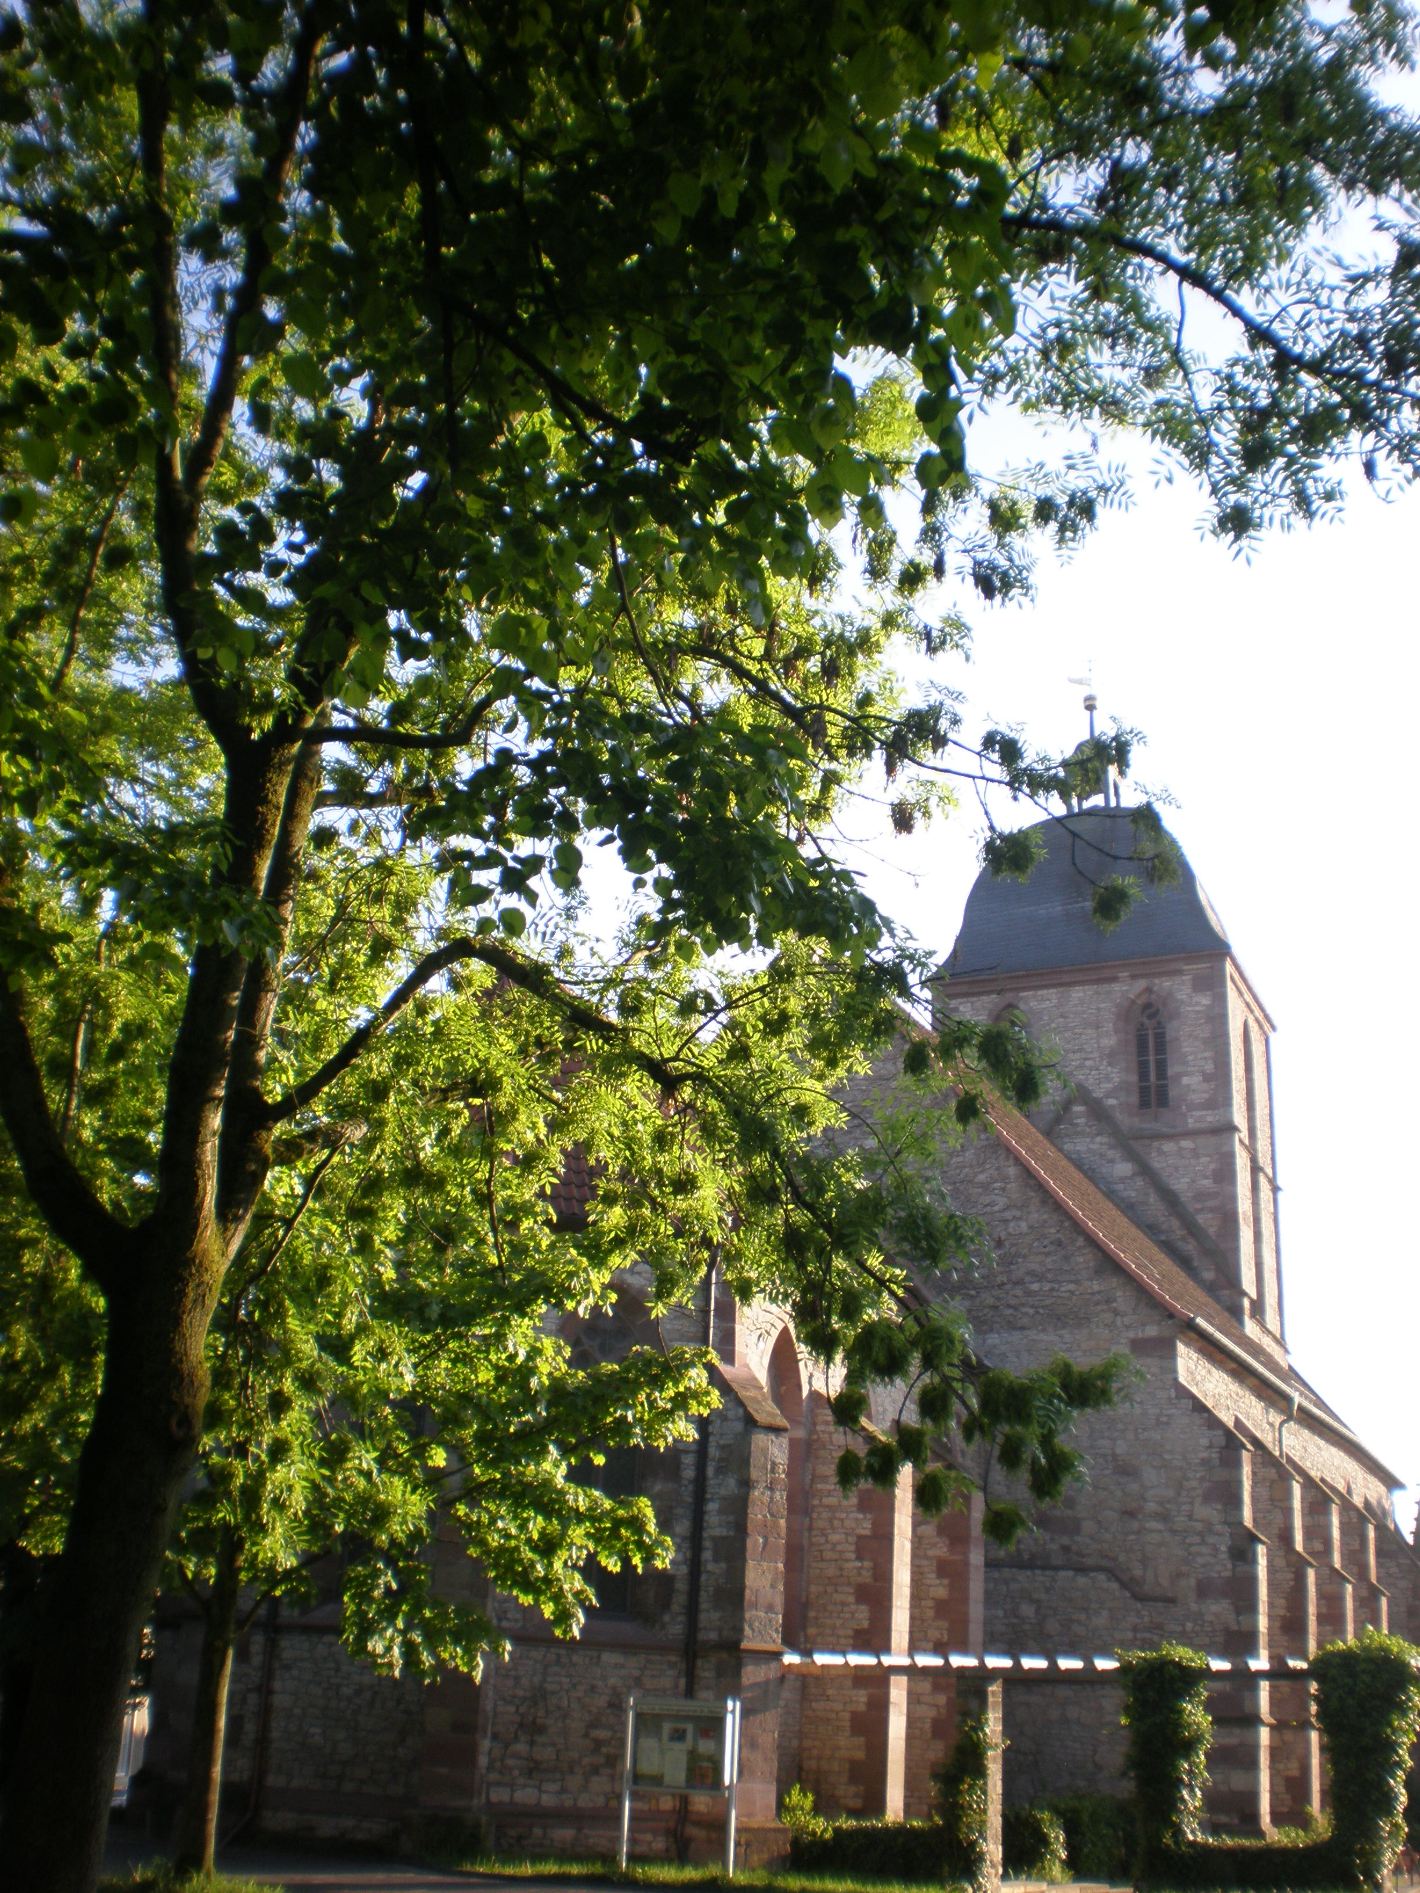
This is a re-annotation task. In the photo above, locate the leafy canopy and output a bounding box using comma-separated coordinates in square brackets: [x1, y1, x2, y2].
[2, 0, 1420, 1702]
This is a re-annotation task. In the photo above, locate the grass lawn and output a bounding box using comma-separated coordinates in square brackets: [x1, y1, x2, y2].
[453, 1856, 965, 1893]
[98, 1849, 970, 1893]
[99, 1870, 270, 1893]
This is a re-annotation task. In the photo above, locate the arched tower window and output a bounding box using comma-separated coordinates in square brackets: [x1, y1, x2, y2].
[1243, 1026, 1261, 1152]
[1135, 1002, 1170, 1110]
[1243, 1023, 1278, 1331]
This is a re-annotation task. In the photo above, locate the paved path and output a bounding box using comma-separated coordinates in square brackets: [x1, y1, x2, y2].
[187, 1856, 482, 1891]
[104, 1828, 579, 1893]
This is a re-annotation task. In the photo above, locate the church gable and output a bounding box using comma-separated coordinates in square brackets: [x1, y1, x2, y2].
[938, 1103, 1183, 1368]
[1038, 1081, 1245, 1320]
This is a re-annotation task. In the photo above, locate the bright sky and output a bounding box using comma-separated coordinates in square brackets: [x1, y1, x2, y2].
[845, 453, 1420, 1539]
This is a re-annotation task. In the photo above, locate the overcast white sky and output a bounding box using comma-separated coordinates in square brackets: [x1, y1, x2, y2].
[846, 452, 1420, 1539]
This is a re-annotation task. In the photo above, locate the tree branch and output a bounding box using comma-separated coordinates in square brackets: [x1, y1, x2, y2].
[311, 784, 439, 811]
[264, 936, 691, 1125]
[50, 482, 126, 694]
[0, 974, 130, 1287]
[299, 689, 503, 752]
[464, 309, 688, 462]
[183, 4, 326, 503]
[231, 1135, 348, 1306]
[136, 3, 246, 755]
[218, 740, 326, 1241]
[1003, 208, 1420, 400]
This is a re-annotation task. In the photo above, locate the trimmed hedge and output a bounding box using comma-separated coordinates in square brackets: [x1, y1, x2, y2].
[1124, 1630, 1420, 1890]
[1130, 1835, 1346, 1889]
[1120, 1642, 1212, 1867]
[787, 1807, 1069, 1883]
[1312, 1629, 1420, 1887]
[787, 1817, 961, 1882]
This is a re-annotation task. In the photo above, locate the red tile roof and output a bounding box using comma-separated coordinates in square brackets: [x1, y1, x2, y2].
[548, 1144, 595, 1227]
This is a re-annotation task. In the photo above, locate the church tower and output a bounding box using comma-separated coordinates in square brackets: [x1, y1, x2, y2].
[936, 808, 1284, 1355]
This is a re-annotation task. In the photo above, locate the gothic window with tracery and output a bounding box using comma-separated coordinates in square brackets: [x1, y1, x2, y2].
[1135, 1002, 1170, 1110]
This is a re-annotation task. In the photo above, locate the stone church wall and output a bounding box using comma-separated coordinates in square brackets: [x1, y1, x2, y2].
[939, 1125, 1269, 1817]
[145, 1603, 429, 1845]
[932, 1109, 1419, 1831]
[478, 1382, 783, 1858]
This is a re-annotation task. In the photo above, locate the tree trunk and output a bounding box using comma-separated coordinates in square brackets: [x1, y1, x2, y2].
[0, 1541, 47, 1793]
[0, 1267, 209, 1893]
[173, 1529, 241, 1875]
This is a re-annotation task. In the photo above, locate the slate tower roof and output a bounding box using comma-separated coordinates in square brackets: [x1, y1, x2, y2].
[941, 807, 1230, 981]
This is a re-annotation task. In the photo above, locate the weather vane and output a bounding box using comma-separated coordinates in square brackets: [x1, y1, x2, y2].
[1065, 664, 1117, 807]
[1067, 666, 1097, 740]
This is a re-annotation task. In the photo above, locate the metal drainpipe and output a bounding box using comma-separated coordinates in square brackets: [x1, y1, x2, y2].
[682, 1252, 719, 1700]
[674, 1254, 719, 1860]
[1277, 1389, 1299, 1465]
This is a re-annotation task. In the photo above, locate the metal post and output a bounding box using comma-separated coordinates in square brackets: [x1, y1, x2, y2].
[619, 1695, 636, 1871]
[723, 1696, 740, 1878]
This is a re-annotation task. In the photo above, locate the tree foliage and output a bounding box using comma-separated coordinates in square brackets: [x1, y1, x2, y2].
[2, 0, 1420, 1888]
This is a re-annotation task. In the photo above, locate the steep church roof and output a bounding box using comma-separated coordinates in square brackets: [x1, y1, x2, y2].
[943, 807, 1230, 981]
[979, 1091, 1404, 1490]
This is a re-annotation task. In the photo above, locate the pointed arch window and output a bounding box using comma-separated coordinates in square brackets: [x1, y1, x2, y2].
[1135, 1003, 1170, 1110]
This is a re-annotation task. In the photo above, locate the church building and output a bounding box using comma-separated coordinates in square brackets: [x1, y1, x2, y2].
[138, 806, 1418, 1855]
[934, 805, 1420, 1831]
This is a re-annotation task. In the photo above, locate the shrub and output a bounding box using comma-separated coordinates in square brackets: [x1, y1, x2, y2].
[1003, 1805, 1069, 1881]
[932, 1713, 1000, 1892]
[1038, 1792, 1137, 1881]
[1120, 1643, 1212, 1872]
[787, 1816, 956, 1882]
[780, 1782, 829, 1843]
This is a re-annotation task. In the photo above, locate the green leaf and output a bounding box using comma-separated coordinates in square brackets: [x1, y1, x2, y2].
[19, 434, 59, 482]
[281, 352, 326, 401]
[667, 171, 702, 217]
